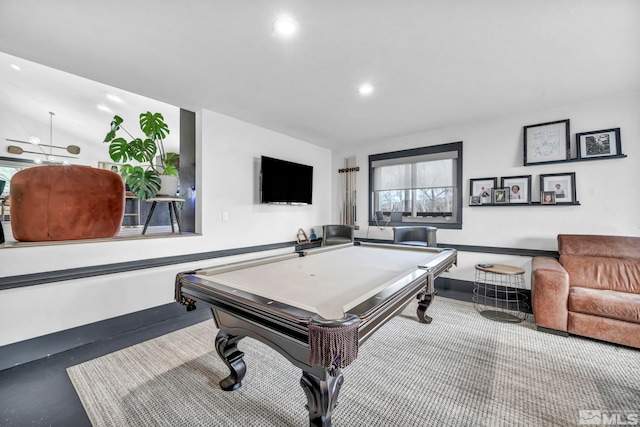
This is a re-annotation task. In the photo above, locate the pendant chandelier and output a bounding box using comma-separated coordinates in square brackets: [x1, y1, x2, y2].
[5, 111, 80, 164]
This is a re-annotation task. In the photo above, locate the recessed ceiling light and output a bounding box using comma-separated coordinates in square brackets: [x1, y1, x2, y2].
[10, 64, 21, 71]
[357, 83, 375, 96]
[273, 16, 299, 37]
[106, 93, 123, 103]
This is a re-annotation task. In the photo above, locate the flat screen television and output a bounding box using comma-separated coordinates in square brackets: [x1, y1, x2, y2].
[260, 156, 313, 205]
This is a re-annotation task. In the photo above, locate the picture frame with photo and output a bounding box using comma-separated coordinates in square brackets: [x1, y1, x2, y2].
[470, 177, 497, 205]
[523, 119, 570, 165]
[540, 172, 576, 204]
[501, 175, 531, 204]
[469, 195, 482, 206]
[541, 191, 556, 205]
[576, 128, 622, 160]
[98, 161, 122, 173]
[492, 188, 509, 205]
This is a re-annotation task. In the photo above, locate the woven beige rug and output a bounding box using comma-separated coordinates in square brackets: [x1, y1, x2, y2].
[67, 298, 640, 426]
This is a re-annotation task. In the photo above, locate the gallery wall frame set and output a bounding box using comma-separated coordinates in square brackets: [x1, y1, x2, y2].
[523, 119, 625, 166]
[469, 173, 578, 206]
[469, 176, 532, 205]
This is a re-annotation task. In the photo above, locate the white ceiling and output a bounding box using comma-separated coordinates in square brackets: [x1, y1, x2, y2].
[1, 0, 639, 151]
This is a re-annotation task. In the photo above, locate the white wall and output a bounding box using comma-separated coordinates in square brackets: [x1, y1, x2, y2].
[3, 92, 638, 347]
[0, 109, 332, 346]
[332, 92, 640, 284]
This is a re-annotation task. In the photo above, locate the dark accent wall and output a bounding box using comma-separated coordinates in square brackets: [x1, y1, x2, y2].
[180, 109, 196, 232]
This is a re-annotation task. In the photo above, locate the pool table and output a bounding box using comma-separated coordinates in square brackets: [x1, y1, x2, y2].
[175, 242, 457, 427]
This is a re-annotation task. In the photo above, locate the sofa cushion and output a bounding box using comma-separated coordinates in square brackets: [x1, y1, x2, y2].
[568, 287, 640, 324]
[559, 234, 640, 293]
[559, 234, 640, 259]
[561, 256, 640, 293]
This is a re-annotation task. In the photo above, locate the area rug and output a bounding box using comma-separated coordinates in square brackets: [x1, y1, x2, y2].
[67, 298, 640, 426]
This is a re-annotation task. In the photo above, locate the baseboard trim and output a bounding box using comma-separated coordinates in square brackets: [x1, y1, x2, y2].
[0, 301, 210, 372]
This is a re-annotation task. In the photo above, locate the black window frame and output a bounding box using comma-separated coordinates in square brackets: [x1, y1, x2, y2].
[368, 141, 463, 230]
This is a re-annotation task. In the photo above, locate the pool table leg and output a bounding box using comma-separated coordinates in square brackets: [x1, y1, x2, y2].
[417, 291, 435, 324]
[215, 330, 247, 391]
[300, 367, 344, 427]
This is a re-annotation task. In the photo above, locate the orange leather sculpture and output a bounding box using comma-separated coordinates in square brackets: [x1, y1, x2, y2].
[10, 165, 125, 242]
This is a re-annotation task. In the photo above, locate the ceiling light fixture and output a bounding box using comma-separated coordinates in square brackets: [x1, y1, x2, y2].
[357, 83, 375, 96]
[106, 93, 123, 103]
[5, 111, 80, 163]
[273, 16, 299, 37]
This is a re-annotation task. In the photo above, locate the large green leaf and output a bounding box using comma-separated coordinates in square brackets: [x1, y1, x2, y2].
[126, 167, 161, 200]
[108, 137, 130, 163]
[104, 115, 123, 142]
[129, 138, 157, 163]
[140, 112, 170, 140]
[120, 164, 134, 181]
[163, 165, 178, 177]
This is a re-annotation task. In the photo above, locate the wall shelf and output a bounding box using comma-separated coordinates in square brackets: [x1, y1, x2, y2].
[470, 201, 581, 207]
[524, 154, 626, 166]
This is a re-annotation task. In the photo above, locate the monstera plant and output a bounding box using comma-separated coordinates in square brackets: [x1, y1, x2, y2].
[104, 112, 178, 199]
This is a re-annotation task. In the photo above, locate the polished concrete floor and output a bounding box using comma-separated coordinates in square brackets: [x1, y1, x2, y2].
[0, 286, 473, 427]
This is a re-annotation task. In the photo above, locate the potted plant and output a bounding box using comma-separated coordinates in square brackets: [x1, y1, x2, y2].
[103, 112, 178, 199]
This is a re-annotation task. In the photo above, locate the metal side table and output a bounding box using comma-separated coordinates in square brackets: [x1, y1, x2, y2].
[473, 264, 529, 323]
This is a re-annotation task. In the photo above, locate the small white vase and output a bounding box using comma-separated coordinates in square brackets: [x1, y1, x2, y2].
[157, 175, 179, 197]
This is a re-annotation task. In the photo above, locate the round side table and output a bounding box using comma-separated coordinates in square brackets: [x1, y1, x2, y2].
[473, 264, 529, 323]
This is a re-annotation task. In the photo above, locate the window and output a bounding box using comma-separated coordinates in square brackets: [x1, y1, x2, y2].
[369, 142, 463, 229]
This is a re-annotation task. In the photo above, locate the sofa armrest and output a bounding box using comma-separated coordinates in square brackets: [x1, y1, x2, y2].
[532, 256, 570, 332]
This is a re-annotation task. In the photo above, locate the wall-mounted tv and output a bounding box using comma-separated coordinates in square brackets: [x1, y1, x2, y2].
[260, 156, 313, 205]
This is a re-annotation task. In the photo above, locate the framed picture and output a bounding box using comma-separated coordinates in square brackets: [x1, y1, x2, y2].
[541, 191, 556, 205]
[540, 172, 576, 204]
[469, 195, 482, 206]
[523, 119, 570, 165]
[576, 128, 621, 159]
[98, 161, 122, 173]
[470, 177, 497, 205]
[501, 175, 531, 204]
[492, 188, 508, 205]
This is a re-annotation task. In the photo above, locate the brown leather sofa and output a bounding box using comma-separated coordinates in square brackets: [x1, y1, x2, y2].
[532, 234, 640, 348]
[10, 165, 125, 242]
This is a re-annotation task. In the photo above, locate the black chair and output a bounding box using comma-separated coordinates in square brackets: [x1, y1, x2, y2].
[393, 226, 437, 247]
[390, 212, 403, 223]
[322, 224, 354, 246]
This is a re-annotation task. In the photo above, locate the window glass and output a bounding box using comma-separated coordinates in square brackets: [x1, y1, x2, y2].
[369, 142, 462, 229]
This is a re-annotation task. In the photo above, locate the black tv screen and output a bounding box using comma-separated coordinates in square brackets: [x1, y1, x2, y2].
[260, 156, 313, 205]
